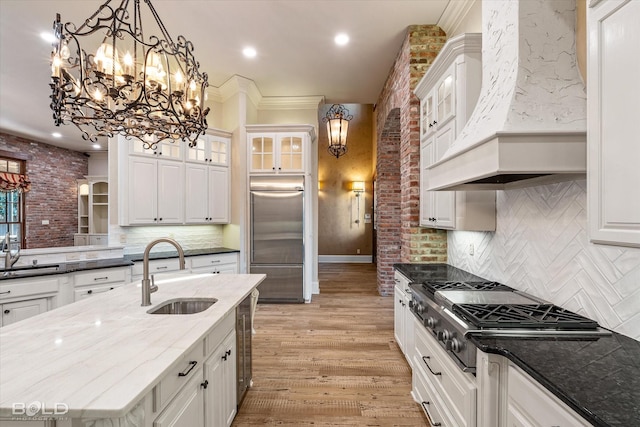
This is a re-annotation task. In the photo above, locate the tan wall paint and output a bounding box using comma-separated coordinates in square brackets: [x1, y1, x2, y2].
[318, 104, 374, 256]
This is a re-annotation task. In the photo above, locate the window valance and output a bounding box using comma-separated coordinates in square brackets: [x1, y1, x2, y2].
[0, 172, 31, 193]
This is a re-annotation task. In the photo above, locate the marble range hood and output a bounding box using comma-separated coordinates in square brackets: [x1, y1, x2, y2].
[427, 0, 587, 191]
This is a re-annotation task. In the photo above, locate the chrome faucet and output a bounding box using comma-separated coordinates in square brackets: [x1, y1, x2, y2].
[141, 237, 186, 306]
[2, 232, 20, 270]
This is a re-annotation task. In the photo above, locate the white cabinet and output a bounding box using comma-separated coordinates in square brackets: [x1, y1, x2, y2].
[412, 318, 476, 427]
[72, 267, 129, 301]
[476, 351, 589, 427]
[248, 132, 306, 174]
[125, 156, 185, 225]
[154, 365, 205, 427]
[190, 253, 239, 275]
[415, 33, 496, 231]
[185, 164, 229, 224]
[118, 130, 231, 227]
[131, 258, 183, 281]
[153, 312, 237, 427]
[588, 0, 640, 248]
[75, 176, 108, 246]
[393, 271, 414, 368]
[204, 331, 237, 427]
[507, 364, 588, 427]
[187, 132, 230, 166]
[186, 131, 231, 224]
[0, 276, 59, 327]
[1, 298, 48, 327]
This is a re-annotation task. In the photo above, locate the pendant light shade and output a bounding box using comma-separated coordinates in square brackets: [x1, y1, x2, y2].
[324, 104, 353, 158]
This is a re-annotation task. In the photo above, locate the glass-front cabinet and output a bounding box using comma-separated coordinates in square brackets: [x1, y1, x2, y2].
[249, 133, 304, 174]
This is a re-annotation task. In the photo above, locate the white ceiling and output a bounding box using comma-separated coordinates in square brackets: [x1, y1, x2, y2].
[0, 0, 456, 152]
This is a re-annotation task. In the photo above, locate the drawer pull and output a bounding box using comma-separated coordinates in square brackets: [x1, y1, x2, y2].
[420, 401, 441, 426]
[93, 276, 109, 281]
[178, 360, 198, 377]
[0, 290, 10, 295]
[210, 260, 220, 264]
[4, 309, 10, 314]
[422, 356, 442, 376]
[156, 266, 168, 270]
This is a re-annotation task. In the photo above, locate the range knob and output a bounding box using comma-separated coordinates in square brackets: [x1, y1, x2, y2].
[448, 338, 464, 353]
[438, 329, 452, 342]
[413, 302, 425, 315]
[426, 317, 438, 328]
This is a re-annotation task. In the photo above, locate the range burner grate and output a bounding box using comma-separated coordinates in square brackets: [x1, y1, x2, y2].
[422, 281, 514, 293]
[452, 304, 600, 330]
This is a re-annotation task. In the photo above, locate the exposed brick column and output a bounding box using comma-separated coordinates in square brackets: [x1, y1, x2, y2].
[375, 25, 448, 294]
[376, 109, 402, 296]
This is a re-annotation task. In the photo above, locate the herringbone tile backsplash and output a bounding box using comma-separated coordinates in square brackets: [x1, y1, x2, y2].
[448, 180, 640, 340]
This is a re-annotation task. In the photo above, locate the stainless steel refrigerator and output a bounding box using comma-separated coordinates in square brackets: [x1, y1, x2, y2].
[249, 176, 304, 303]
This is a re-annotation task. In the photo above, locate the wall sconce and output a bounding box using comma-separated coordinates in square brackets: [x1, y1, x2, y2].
[351, 181, 365, 226]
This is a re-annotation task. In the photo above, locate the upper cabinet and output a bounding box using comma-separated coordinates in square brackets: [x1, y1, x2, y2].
[248, 129, 310, 174]
[588, 0, 640, 248]
[414, 33, 496, 231]
[117, 129, 231, 226]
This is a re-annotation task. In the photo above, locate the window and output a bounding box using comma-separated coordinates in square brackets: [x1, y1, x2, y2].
[0, 157, 26, 248]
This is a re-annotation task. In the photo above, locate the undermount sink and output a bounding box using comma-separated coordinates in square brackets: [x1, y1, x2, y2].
[1, 263, 61, 277]
[147, 298, 218, 315]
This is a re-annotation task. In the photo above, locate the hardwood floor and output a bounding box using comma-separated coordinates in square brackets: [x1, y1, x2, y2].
[232, 263, 428, 426]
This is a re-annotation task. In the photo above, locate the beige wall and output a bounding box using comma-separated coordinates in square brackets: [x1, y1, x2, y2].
[318, 104, 374, 256]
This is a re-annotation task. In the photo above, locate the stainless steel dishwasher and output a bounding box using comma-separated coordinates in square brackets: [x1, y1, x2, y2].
[236, 294, 252, 405]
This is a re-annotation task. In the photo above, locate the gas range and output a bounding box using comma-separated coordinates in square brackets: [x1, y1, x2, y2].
[410, 281, 610, 374]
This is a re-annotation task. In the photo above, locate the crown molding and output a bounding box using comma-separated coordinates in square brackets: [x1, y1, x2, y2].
[437, 0, 476, 36]
[258, 95, 325, 110]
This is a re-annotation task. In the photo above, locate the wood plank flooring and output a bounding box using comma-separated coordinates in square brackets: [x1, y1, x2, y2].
[232, 263, 428, 426]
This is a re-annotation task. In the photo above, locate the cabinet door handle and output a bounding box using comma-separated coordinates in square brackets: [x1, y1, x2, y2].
[159, 218, 163, 221]
[94, 276, 109, 281]
[226, 349, 232, 356]
[420, 401, 441, 426]
[222, 353, 227, 361]
[178, 360, 198, 377]
[0, 290, 10, 295]
[3, 309, 10, 314]
[87, 290, 93, 294]
[201, 380, 209, 389]
[433, 120, 437, 125]
[422, 356, 442, 376]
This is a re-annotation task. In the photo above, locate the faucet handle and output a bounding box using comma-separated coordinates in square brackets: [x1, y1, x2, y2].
[150, 274, 158, 293]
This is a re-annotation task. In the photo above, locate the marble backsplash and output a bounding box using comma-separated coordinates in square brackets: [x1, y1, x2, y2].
[448, 179, 640, 340]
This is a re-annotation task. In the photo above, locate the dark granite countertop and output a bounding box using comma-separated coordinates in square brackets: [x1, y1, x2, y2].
[0, 258, 134, 281]
[394, 262, 485, 283]
[394, 263, 640, 427]
[124, 247, 239, 262]
[469, 333, 640, 427]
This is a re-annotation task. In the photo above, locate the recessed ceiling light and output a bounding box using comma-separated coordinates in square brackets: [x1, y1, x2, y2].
[334, 33, 349, 46]
[40, 31, 56, 43]
[51, 132, 62, 138]
[92, 144, 101, 149]
[243, 47, 257, 58]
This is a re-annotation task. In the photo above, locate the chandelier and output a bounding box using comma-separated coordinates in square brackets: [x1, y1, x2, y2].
[323, 104, 353, 159]
[49, 0, 210, 149]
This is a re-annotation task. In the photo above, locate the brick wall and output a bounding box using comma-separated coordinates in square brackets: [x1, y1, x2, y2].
[0, 132, 88, 248]
[375, 25, 448, 295]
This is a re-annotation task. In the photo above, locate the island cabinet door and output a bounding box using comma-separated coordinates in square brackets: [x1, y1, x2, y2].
[204, 331, 237, 427]
[154, 365, 205, 427]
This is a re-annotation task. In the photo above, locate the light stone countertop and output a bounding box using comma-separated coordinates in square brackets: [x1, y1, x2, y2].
[0, 273, 265, 419]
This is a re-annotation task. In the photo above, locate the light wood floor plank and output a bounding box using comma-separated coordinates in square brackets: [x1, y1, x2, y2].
[232, 263, 428, 426]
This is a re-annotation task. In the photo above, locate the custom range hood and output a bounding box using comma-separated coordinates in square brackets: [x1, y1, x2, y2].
[428, 0, 586, 191]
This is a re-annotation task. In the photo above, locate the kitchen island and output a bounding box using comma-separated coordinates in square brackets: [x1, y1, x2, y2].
[0, 273, 264, 426]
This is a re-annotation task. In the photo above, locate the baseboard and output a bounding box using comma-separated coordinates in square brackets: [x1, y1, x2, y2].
[319, 255, 373, 263]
